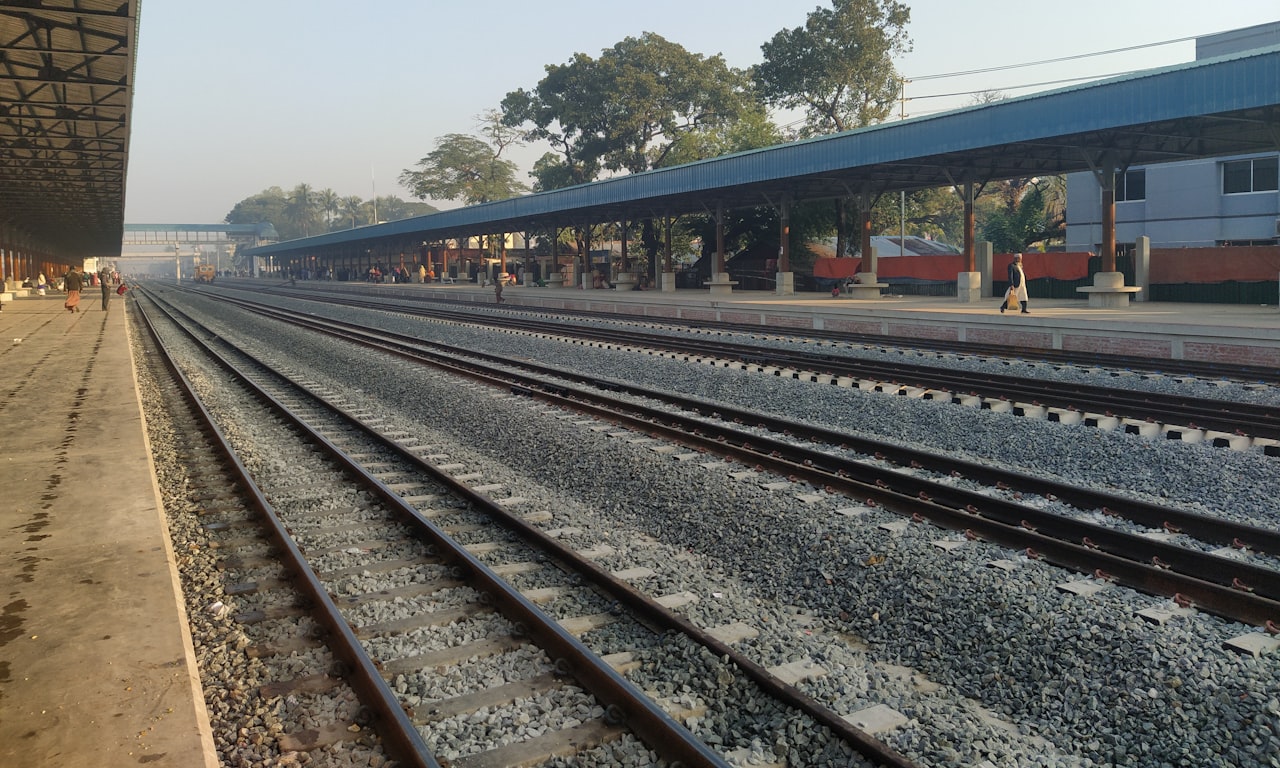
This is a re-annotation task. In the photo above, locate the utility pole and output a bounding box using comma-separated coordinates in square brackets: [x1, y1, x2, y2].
[899, 76, 909, 258]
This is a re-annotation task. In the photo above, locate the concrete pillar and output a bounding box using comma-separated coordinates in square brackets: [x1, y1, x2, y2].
[957, 240, 986, 303]
[1134, 235, 1150, 302]
[976, 241, 993, 299]
[848, 245, 888, 299]
[775, 272, 795, 295]
[957, 271, 982, 303]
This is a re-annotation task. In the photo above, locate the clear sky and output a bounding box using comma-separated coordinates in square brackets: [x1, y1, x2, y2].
[122, 0, 1280, 224]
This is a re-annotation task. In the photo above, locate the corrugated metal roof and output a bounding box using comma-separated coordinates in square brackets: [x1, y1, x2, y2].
[249, 43, 1280, 258]
[0, 0, 139, 259]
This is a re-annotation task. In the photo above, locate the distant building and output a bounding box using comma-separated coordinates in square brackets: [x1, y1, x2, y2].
[1065, 22, 1280, 252]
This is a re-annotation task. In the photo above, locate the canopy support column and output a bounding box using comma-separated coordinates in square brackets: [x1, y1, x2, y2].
[705, 202, 736, 295]
[776, 195, 794, 295]
[1079, 157, 1141, 306]
[847, 188, 886, 299]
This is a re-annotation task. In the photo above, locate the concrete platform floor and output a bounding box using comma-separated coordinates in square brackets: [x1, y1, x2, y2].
[0, 294, 216, 768]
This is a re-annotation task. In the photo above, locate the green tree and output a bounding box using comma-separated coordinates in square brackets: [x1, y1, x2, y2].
[225, 187, 287, 235]
[317, 188, 340, 228]
[755, 0, 911, 259]
[665, 107, 838, 276]
[527, 152, 583, 194]
[980, 177, 1065, 253]
[284, 183, 319, 238]
[754, 0, 910, 135]
[400, 133, 526, 205]
[340, 195, 367, 229]
[505, 33, 758, 281]
[400, 112, 528, 206]
[373, 196, 437, 222]
[658, 104, 782, 168]
[502, 32, 755, 186]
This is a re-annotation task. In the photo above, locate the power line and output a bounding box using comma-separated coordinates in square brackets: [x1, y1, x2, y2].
[909, 71, 1142, 101]
[907, 33, 1200, 82]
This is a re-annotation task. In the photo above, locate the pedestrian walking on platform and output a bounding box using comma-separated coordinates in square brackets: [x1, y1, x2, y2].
[63, 266, 84, 313]
[100, 268, 112, 310]
[494, 279, 504, 304]
[1001, 253, 1029, 314]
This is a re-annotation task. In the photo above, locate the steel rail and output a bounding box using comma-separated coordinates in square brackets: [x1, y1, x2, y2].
[149, 285, 926, 768]
[187, 291, 1280, 630]
[131, 294, 441, 768]
[139, 287, 739, 768]
[201, 284, 1280, 443]
[199, 291, 1280, 559]
[239, 281, 1280, 385]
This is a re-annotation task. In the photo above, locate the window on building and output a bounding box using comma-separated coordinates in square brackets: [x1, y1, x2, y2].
[1116, 169, 1146, 202]
[1223, 156, 1279, 194]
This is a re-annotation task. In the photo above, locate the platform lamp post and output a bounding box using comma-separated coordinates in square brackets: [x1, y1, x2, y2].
[174, 244, 181, 282]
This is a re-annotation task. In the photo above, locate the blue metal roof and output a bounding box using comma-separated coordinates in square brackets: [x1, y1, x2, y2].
[249, 43, 1280, 258]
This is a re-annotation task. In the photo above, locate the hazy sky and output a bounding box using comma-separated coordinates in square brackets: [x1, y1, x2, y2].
[123, 0, 1280, 224]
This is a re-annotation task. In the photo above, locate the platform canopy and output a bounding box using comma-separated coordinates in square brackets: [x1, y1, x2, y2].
[247, 43, 1280, 259]
[0, 0, 139, 259]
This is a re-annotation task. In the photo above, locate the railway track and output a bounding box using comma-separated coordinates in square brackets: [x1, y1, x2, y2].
[136, 286, 926, 766]
[205, 282, 1280, 447]
[240, 280, 1280, 385]
[157, 284, 1280, 632]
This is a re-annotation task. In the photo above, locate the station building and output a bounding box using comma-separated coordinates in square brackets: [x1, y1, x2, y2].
[1065, 21, 1280, 252]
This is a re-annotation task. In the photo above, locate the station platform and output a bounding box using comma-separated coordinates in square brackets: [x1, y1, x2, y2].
[262, 277, 1280, 370]
[0, 294, 216, 768]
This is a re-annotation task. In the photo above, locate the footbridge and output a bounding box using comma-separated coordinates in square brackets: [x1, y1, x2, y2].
[119, 223, 279, 277]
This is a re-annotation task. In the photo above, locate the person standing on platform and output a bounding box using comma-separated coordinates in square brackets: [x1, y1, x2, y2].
[63, 265, 84, 313]
[1001, 253, 1030, 314]
[100, 268, 112, 310]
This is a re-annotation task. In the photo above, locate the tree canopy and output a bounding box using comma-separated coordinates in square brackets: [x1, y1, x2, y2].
[501, 32, 755, 191]
[399, 112, 529, 205]
[980, 177, 1066, 253]
[754, 0, 911, 135]
[226, 186, 435, 242]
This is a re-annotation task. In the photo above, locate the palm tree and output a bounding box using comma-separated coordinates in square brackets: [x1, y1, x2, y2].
[318, 188, 340, 229]
[340, 196, 365, 229]
[284, 183, 318, 238]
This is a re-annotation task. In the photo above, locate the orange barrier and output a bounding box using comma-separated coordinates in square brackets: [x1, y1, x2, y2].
[804, 246, 1280, 284]
[812, 257, 862, 279]
[813, 252, 1094, 281]
[992, 252, 1092, 281]
[1150, 247, 1280, 283]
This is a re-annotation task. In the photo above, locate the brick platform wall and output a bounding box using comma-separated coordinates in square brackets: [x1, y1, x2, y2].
[967, 328, 1055, 348]
[1183, 342, 1280, 368]
[1062, 335, 1174, 358]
